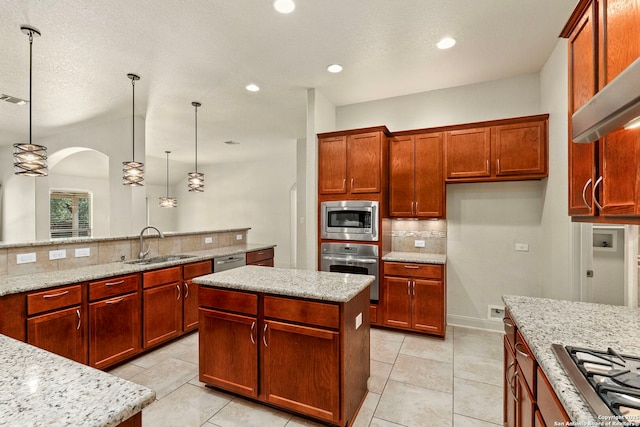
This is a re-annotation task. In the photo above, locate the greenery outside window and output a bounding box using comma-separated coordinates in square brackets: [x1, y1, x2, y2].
[50, 191, 92, 239]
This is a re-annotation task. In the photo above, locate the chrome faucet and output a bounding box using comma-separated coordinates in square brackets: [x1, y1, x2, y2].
[139, 226, 165, 259]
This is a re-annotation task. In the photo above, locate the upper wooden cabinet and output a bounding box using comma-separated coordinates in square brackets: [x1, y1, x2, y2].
[389, 132, 444, 218]
[563, 0, 640, 219]
[318, 127, 390, 196]
[444, 115, 549, 183]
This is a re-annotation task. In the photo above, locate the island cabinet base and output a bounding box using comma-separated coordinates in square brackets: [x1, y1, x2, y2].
[199, 286, 370, 427]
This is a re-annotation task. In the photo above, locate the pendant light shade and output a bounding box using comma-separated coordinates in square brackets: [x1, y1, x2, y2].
[123, 73, 144, 186]
[188, 101, 204, 192]
[14, 25, 48, 177]
[159, 151, 177, 208]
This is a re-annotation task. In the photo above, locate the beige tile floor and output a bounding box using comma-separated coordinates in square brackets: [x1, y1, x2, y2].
[108, 326, 503, 427]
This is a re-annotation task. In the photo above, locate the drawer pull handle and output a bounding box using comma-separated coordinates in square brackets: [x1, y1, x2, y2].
[258, 251, 264, 255]
[511, 371, 519, 400]
[502, 318, 514, 327]
[106, 297, 125, 305]
[263, 324, 268, 347]
[250, 321, 256, 344]
[105, 280, 125, 287]
[43, 290, 69, 299]
[351, 178, 354, 190]
[403, 265, 419, 269]
[515, 342, 529, 358]
[76, 309, 81, 330]
[184, 282, 189, 298]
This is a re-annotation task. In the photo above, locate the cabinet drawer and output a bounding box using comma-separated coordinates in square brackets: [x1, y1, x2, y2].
[89, 274, 140, 301]
[251, 259, 274, 267]
[384, 262, 443, 279]
[246, 248, 274, 264]
[27, 284, 83, 316]
[143, 266, 182, 289]
[503, 309, 516, 351]
[184, 261, 212, 280]
[199, 287, 258, 316]
[516, 330, 537, 395]
[263, 296, 339, 330]
[536, 367, 570, 425]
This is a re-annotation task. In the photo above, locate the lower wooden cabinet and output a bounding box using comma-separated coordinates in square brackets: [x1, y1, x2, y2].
[246, 248, 274, 267]
[143, 281, 183, 348]
[383, 262, 445, 336]
[183, 261, 213, 332]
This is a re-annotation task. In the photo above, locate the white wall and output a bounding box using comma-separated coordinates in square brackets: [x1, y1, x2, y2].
[175, 141, 296, 268]
[336, 73, 563, 329]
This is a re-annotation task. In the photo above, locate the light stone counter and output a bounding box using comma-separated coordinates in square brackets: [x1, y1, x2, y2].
[194, 265, 374, 302]
[503, 295, 640, 425]
[382, 251, 446, 264]
[0, 243, 275, 297]
[0, 334, 155, 426]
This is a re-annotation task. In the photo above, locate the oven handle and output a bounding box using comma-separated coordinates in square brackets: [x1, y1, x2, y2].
[321, 255, 378, 264]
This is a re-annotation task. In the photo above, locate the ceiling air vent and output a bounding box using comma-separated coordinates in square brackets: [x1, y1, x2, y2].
[1, 94, 28, 105]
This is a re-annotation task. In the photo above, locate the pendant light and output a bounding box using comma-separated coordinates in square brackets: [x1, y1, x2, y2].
[159, 151, 177, 208]
[13, 25, 48, 177]
[187, 101, 204, 192]
[122, 73, 144, 186]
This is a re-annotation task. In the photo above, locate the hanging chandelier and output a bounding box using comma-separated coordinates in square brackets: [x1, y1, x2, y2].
[13, 25, 48, 177]
[159, 151, 177, 208]
[122, 73, 144, 186]
[187, 101, 204, 192]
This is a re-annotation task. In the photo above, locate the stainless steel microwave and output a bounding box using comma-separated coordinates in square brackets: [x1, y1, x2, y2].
[321, 200, 378, 242]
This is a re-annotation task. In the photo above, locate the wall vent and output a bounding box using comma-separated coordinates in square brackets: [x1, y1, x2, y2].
[1, 94, 28, 105]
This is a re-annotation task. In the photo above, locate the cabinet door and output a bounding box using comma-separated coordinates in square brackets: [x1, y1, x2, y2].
[389, 135, 415, 216]
[262, 320, 340, 423]
[89, 293, 141, 369]
[415, 132, 444, 217]
[600, 0, 640, 86]
[347, 132, 382, 193]
[199, 308, 258, 397]
[568, 3, 597, 216]
[143, 282, 182, 348]
[383, 277, 412, 329]
[444, 128, 491, 180]
[504, 338, 517, 427]
[411, 279, 444, 335]
[27, 305, 86, 364]
[318, 136, 347, 195]
[493, 121, 547, 177]
[182, 280, 199, 331]
[597, 129, 640, 215]
[516, 367, 536, 427]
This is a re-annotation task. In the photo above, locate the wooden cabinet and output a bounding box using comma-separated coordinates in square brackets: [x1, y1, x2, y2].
[382, 262, 445, 337]
[143, 267, 183, 348]
[27, 284, 86, 364]
[318, 127, 390, 196]
[563, 0, 640, 219]
[182, 261, 212, 331]
[88, 274, 141, 369]
[444, 116, 548, 183]
[246, 248, 274, 267]
[389, 132, 444, 218]
[503, 311, 570, 427]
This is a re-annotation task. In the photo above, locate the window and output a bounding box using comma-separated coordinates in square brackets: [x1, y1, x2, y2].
[50, 191, 92, 239]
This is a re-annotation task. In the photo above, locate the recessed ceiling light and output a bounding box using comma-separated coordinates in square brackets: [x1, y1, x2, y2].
[273, 0, 295, 14]
[436, 37, 456, 50]
[245, 83, 260, 92]
[327, 64, 343, 73]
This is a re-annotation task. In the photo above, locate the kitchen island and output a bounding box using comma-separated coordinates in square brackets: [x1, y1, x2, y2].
[503, 295, 640, 426]
[0, 334, 155, 426]
[194, 266, 373, 427]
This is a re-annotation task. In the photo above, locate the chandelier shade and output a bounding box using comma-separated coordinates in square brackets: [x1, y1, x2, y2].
[160, 151, 177, 208]
[123, 73, 144, 186]
[188, 101, 204, 192]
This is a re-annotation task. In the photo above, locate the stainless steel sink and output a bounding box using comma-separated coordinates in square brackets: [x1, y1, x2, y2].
[124, 254, 196, 265]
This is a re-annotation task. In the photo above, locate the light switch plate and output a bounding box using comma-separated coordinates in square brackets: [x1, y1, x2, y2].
[75, 248, 91, 257]
[355, 312, 363, 330]
[236, 234, 243, 241]
[49, 249, 67, 260]
[515, 243, 529, 252]
[16, 253, 36, 264]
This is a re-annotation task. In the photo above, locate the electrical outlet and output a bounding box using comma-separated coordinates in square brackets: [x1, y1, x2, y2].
[355, 312, 363, 329]
[75, 248, 91, 257]
[204, 237, 213, 244]
[49, 249, 66, 260]
[16, 253, 36, 264]
[236, 234, 243, 241]
[414, 240, 426, 248]
[515, 243, 529, 252]
[488, 305, 505, 321]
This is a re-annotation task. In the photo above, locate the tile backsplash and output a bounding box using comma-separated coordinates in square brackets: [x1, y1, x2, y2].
[391, 219, 447, 254]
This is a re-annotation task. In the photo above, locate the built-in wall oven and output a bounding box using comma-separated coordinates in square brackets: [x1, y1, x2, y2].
[321, 200, 378, 242]
[320, 242, 379, 302]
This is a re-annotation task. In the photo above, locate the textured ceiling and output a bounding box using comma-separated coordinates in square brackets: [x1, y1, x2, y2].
[0, 0, 577, 184]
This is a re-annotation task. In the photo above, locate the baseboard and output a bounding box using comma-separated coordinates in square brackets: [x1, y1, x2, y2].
[447, 314, 504, 332]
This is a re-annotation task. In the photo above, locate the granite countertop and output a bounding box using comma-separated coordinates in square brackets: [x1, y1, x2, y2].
[502, 295, 640, 425]
[194, 265, 374, 302]
[382, 252, 446, 264]
[0, 243, 275, 297]
[0, 335, 155, 426]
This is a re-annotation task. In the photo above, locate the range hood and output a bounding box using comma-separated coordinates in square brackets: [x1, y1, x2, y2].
[572, 56, 640, 143]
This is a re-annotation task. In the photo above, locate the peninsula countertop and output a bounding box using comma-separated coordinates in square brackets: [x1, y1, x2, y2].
[502, 295, 640, 425]
[0, 243, 275, 297]
[194, 265, 374, 302]
[0, 334, 155, 427]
